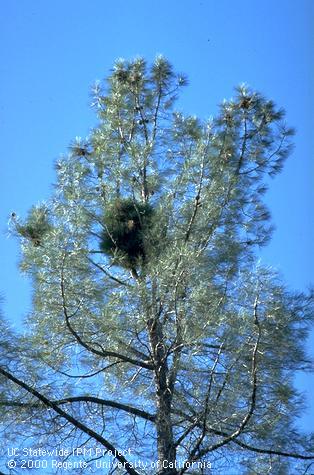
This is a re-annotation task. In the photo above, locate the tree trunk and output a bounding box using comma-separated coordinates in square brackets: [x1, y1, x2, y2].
[148, 316, 177, 474]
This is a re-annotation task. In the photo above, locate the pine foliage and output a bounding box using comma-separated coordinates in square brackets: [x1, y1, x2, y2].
[100, 198, 155, 269]
[1, 57, 313, 475]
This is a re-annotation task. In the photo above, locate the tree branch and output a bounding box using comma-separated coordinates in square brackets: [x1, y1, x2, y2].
[87, 256, 131, 287]
[60, 258, 153, 370]
[0, 366, 140, 475]
[184, 151, 206, 243]
[55, 396, 156, 422]
[178, 296, 262, 473]
[173, 409, 314, 461]
[0, 396, 155, 422]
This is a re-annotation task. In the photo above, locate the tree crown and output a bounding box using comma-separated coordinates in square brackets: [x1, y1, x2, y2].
[2, 56, 313, 475]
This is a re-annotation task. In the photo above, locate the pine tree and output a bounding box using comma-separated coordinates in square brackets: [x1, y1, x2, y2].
[1, 56, 313, 474]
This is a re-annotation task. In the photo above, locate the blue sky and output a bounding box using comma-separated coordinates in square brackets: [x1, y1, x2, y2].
[0, 0, 313, 433]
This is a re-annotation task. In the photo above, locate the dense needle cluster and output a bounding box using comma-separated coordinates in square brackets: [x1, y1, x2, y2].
[100, 198, 155, 270]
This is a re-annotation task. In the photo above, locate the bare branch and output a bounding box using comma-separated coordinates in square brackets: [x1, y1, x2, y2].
[87, 256, 130, 286]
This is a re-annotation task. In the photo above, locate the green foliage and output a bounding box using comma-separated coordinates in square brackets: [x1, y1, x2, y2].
[100, 198, 155, 269]
[15, 206, 51, 247]
[1, 56, 313, 475]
